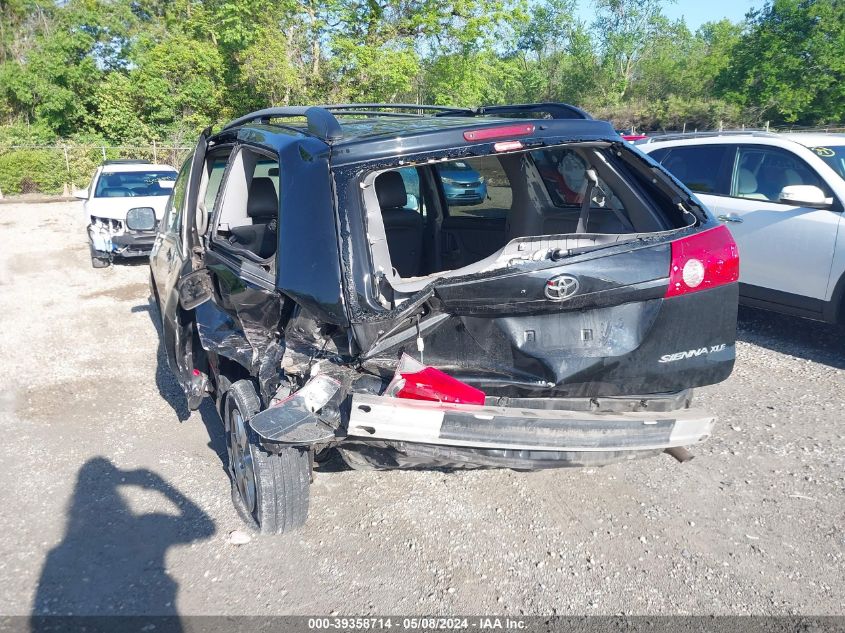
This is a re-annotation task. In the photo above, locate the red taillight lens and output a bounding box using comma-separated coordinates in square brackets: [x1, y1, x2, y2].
[463, 123, 535, 142]
[666, 225, 739, 297]
[394, 366, 486, 405]
[387, 354, 486, 405]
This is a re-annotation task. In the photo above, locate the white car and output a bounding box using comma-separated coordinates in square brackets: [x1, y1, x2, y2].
[638, 132, 845, 324]
[77, 160, 177, 268]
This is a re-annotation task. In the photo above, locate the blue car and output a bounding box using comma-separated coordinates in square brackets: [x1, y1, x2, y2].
[436, 161, 487, 206]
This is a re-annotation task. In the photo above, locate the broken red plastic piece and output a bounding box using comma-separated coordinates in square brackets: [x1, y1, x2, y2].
[388, 354, 485, 405]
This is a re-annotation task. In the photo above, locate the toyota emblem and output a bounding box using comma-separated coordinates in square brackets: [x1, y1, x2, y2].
[545, 274, 580, 301]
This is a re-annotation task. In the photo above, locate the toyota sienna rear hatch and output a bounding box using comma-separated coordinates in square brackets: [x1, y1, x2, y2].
[332, 118, 739, 398]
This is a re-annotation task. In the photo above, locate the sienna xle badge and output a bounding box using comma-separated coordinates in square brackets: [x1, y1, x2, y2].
[149, 103, 740, 533]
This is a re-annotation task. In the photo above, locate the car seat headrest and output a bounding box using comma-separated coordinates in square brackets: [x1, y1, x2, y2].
[375, 171, 408, 210]
[247, 177, 278, 218]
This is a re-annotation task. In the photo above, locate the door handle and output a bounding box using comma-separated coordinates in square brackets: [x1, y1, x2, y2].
[717, 214, 743, 223]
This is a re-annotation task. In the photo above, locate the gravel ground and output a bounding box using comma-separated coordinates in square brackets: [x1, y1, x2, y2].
[0, 201, 843, 617]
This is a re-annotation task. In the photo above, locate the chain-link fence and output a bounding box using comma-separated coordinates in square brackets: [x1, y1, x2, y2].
[0, 144, 192, 196]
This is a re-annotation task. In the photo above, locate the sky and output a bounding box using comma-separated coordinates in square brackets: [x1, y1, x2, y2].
[576, 0, 763, 32]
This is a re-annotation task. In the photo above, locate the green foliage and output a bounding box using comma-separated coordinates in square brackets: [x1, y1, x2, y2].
[423, 53, 523, 106]
[593, 0, 671, 102]
[0, 0, 843, 154]
[130, 33, 227, 138]
[238, 30, 307, 107]
[92, 73, 152, 143]
[717, 0, 845, 124]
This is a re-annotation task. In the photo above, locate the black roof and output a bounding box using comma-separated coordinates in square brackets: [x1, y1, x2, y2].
[220, 103, 596, 145]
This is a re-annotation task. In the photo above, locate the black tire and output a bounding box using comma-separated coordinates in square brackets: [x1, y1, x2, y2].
[224, 380, 310, 533]
[89, 243, 110, 268]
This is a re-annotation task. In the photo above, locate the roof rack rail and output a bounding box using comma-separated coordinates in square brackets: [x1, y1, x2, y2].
[222, 102, 594, 142]
[637, 129, 777, 144]
[467, 103, 592, 120]
[103, 159, 152, 165]
[221, 106, 343, 141]
[323, 102, 590, 119]
[323, 103, 475, 116]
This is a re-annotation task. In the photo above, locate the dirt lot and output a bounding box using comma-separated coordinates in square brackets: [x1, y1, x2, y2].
[0, 201, 843, 617]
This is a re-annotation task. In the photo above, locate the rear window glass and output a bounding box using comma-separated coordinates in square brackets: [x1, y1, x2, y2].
[95, 170, 177, 198]
[658, 146, 731, 194]
[438, 157, 509, 219]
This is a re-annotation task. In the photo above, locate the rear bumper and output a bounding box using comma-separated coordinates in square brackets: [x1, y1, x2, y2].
[347, 393, 714, 453]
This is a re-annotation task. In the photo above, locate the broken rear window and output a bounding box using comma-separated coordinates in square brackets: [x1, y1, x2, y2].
[359, 142, 691, 294]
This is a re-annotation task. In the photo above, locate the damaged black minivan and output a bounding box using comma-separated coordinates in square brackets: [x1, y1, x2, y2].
[149, 103, 739, 533]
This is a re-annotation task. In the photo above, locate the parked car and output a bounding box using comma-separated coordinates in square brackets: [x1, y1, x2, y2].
[77, 160, 177, 268]
[638, 132, 845, 324]
[150, 103, 739, 533]
[436, 160, 488, 205]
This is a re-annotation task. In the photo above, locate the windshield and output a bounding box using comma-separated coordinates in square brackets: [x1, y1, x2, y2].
[94, 170, 177, 198]
[811, 146, 845, 180]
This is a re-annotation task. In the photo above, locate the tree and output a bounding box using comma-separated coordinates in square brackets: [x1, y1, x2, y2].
[92, 73, 151, 142]
[719, 0, 845, 124]
[130, 33, 227, 140]
[593, 0, 671, 102]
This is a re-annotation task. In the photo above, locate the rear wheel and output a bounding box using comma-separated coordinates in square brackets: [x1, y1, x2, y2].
[224, 380, 310, 533]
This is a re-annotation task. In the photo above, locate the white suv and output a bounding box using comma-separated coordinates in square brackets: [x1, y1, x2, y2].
[77, 160, 177, 268]
[639, 132, 845, 324]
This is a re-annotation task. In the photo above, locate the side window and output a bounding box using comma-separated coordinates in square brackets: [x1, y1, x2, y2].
[438, 156, 507, 219]
[658, 145, 732, 195]
[396, 167, 422, 213]
[732, 146, 828, 202]
[647, 148, 670, 163]
[203, 155, 230, 212]
[213, 146, 280, 260]
[162, 159, 191, 235]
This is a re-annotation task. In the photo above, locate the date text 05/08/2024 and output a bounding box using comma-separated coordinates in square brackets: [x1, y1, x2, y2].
[307, 617, 527, 630]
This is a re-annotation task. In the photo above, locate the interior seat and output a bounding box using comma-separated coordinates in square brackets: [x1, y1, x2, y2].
[229, 177, 278, 258]
[760, 167, 802, 200]
[375, 170, 424, 277]
[102, 188, 133, 197]
[737, 168, 768, 200]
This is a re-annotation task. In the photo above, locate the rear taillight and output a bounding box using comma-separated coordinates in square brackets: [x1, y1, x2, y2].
[666, 225, 739, 297]
[386, 353, 486, 405]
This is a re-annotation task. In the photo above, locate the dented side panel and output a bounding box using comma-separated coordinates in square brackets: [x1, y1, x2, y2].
[196, 253, 286, 402]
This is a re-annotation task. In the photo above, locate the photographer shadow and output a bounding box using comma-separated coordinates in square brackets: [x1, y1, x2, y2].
[31, 457, 215, 630]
